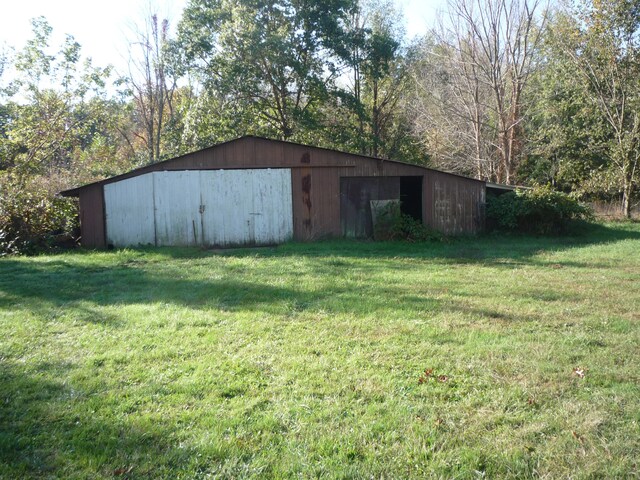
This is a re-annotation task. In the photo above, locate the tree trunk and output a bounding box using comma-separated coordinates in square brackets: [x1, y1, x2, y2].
[372, 79, 379, 158]
[622, 177, 632, 219]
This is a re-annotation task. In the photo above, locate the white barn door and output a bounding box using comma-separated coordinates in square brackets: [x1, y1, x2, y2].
[104, 169, 293, 247]
[250, 169, 294, 244]
[104, 174, 155, 247]
[199, 169, 293, 246]
[153, 171, 202, 246]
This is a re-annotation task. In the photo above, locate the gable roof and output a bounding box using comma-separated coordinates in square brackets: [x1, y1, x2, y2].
[60, 135, 485, 197]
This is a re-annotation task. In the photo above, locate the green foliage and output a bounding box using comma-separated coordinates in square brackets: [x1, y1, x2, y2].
[176, 0, 357, 140]
[373, 201, 443, 241]
[1, 17, 123, 180]
[487, 186, 593, 234]
[524, 11, 610, 191]
[0, 17, 138, 255]
[0, 175, 78, 255]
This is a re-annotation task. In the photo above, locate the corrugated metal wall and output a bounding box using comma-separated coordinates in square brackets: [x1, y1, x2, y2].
[78, 184, 106, 248]
[425, 171, 485, 234]
[340, 177, 401, 238]
[199, 169, 293, 246]
[73, 137, 486, 246]
[104, 175, 156, 246]
[103, 169, 293, 247]
[153, 171, 202, 246]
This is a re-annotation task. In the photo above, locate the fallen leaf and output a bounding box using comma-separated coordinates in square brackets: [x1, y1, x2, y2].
[418, 368, 435, 384]
[114, 466, 134, 476]
[437, 375, 449, 382]
[572, 431, 585, 444]
[572, 367, 586, 378]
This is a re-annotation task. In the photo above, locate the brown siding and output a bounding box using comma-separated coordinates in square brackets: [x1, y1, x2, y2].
[425, 171, 485, 235]
[340, 177, 401, 237]
[69, 136, 487, 245]
[79, 184, 105, 248]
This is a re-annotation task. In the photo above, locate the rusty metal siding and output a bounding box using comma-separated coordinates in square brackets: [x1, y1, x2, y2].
[78, 184, 106, 248]
[425, 171, 485, 235]
[70, 137, 487, 245]
[340, 177, 401, 238]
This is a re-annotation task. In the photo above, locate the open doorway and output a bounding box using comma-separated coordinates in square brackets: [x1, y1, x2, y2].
[400, 176, 423, 221]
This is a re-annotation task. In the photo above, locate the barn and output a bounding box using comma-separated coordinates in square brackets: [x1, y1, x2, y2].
[60, 136, 487, 248]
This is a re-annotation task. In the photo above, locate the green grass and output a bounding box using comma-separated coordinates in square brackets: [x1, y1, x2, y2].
[1, 223, 639, 479]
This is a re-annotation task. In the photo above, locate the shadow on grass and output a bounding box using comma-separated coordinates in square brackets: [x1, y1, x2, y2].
[147, 222, 639, 269]
[0, 257, 449, 322]
[0, 222, 637, 322]
[0, 362, 199, 478]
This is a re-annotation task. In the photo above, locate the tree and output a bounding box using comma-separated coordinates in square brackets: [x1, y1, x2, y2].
[0, 18, 132, 252]
[409, 35, 493, 177]
[176, 0, 357, 141]
[4, 18, 115, 184]
[353, 1, 408, 158]
[127, 12, 178, 164]
[522, 9, 609, 191]
[411, 0, 546, 182]
[562, 0, 640, 217]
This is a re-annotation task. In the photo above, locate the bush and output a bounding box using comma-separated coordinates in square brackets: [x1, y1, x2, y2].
[0, 175, 79, 255]
[373, 201, 443, 242]
[486, 185, 593, 234]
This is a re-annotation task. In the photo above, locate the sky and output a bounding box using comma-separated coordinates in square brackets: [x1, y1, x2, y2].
[0, 0, 446, 76]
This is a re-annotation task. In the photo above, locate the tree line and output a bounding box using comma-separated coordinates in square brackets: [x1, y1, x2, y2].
[0, 0, 638, 252]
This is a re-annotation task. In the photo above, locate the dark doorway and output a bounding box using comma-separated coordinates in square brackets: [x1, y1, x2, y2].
[340, 177, 400, 238]
[400, 176, 423, 221]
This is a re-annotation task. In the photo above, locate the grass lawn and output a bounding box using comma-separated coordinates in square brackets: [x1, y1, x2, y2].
[1, 222, 639, 479]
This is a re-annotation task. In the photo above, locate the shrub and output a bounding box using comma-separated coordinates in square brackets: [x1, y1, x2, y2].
[486, 185, 593, 234]
[0, 175, 78, 255]
[373, 201, 443, 242]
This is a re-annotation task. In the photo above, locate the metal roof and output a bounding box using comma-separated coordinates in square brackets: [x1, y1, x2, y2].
[60, 135, 489, 197]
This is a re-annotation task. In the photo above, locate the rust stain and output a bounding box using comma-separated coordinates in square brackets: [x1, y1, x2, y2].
[302, 175, 312, 209]
[301, 152, 311, 164]
[301, 173, 312, 231]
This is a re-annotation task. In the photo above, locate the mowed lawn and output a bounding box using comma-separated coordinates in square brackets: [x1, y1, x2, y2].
[1, 223, 639, 479]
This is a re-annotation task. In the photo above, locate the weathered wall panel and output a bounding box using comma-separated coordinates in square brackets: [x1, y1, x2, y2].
[153, 171, 202, 246]
[340, 177, 401, 238]
[78, 184, 105, 248]
[200, 169, 293, 246]
[103, 168, 293, 248]
[104, 174, 155, 246]
[425, 172, 485, 235]
[250, 169, 293, 245]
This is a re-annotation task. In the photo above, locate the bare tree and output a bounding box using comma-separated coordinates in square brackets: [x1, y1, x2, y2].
[411, 0, 545, 183]
[127, 11, 176, 164]
[410, 35, 494, 178]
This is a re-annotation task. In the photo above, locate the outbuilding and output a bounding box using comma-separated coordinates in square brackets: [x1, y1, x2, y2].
[60, 136, 486, 248]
